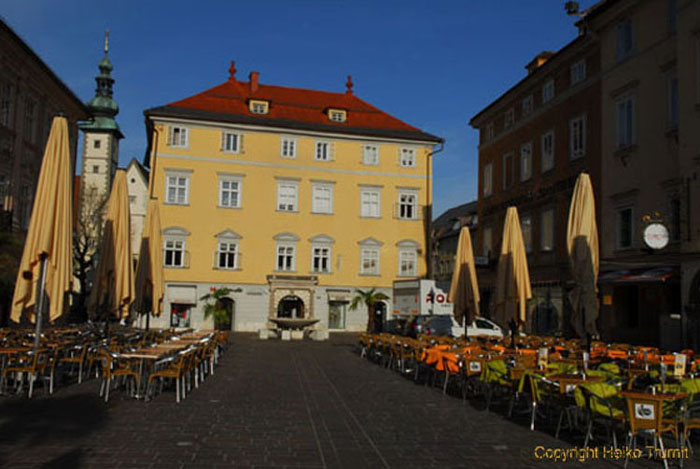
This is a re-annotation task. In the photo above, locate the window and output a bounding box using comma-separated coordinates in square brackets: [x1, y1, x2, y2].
[668, 74, 679, 130]
[569, 115, 586, 159]
[168, 126, 188, 147]
[522, 95, 534, 116]
[504, 108, 514, 129]
[360, 188, 381, 218]
[312, 183, 333, 214]
[222, 131, 242, 153]
[164, 240, 185, 267]
[165, 172, 190, 205]
[616, 207, 634, 249]
[542, 80, 554, 104]
[397, 240, 419, 277]
[668, 0, 677, 34]
[328, 109, 347, 122]
[218, 176, 242, 208]
[217, 242, 238, 269]
[24, 98, 36, 143]
[616, 95, 636, 149]
[399, 147, 416, 167]
[312, 247, 331, 273]
[249, 100, 269, 114]
[281, 137, 297, 158]
[276, 245, 295, 271]
[521, 215, 532, 253]
[363, 144, 379, 165]
[129, 195, 136, 203]
[502, 152, 515, 189]
[397, 191, 418, 220]
[482, 227, 492, 257]
[483, 163, 493, 196]
[485, 122, 495, 141]
[0, 83, 12, 127]
[93, 139, 101, 149]
[541, 209, 554, 252]
[520, 142, 532, 181]
[315, 141, 332, 161]
[361, 248, 380, 275]
[541, 130, 555, 172]
[93, 165, 99, 174]
[616, 18, 634, 61]
[570, 59, 586, 85]
[276, 180, 298, 211]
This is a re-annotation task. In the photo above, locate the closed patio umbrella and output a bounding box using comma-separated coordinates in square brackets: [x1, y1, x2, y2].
[566, 172, 599, 338]
[134, 199, 164, 328]
[11, 117, 73, 347]
[449, 227, 480, 328]
[494, 206, 532, 329]
[88, 170, 134, 320]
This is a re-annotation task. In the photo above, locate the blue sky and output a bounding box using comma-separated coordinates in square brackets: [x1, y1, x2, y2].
[3, 0, 596, 217]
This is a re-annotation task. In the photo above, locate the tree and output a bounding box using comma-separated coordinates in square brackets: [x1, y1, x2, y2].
[349, 288, 389, 333]
[72, 184, 108, 322]
[200, 287, 232, 330]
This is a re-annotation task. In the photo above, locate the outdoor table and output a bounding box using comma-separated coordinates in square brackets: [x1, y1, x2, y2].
[619, 390, 688, 402]
[120, 351, 167, 399]
[548, 373, 604, 394]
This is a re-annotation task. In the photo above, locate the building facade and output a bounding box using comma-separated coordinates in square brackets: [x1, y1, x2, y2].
[143, 64, 442, 332]
[0, 18, 87, 232]
[431, 201, 478, 291]
[469, 32, 602, 334]
[125, 158, 148, 265]
[582, 0, 700, 349]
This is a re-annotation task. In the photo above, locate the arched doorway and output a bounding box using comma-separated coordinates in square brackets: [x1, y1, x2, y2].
[278, 295, 304, 318]
[374, 301, 387, 333]
[219, 298, 235, 331]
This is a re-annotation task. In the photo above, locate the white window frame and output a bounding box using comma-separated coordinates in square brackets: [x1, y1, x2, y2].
[315, 141, 333, 161]
[542, 79, 555, 104]
[570, 59, 586, 86]
[281, 136, 297, 158]
[360, 248, 380, 275]
[218, 175, 243, 209]
[540, 209, 555, 252]
[165, 171, 190, 205]
[221, 131, 242, 154]
[276, 179, 298, 212]
[541, 130, 555, 172]
[520, 142, 532, 181]
[397, 190, 418, 220]
[615, 94, 636, 149]
[163, 227, 189, 269]
[311, 182, 334, 214]
[502, 152, 514, 189]
[168, 126, 188, 148]
[569, 115, 586, 159]
[250, 100, 269, 114]
[522, 95, 534, 116]
[397, 240, 419, 277]
[616, 206, 634, 250]
[360, 187, 381, 218]
[399, 147, 416, 168]
[504, 108, 514, 129]
[329, 110, 346, 122]
[483, 163, 493, 197]
[362, 144, 379, 165]
[274, 233, 299, 272]
[216, 241, 239, 270]
[310, 235, 334, 274]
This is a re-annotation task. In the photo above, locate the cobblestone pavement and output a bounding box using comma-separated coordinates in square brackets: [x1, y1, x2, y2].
[0, 333, 697, 468]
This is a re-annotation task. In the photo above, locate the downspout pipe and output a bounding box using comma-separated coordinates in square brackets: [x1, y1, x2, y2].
[426, 141, 445, 279]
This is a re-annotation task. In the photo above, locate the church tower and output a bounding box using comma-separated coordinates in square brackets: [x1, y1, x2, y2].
[79, 31, 123, 197]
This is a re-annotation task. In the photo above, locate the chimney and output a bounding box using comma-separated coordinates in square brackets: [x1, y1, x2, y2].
[525, 51, 555, 75]
[249, 71, 259, 93]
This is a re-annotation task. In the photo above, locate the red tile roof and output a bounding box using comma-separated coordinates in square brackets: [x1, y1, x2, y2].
[145, 75, 442, 143]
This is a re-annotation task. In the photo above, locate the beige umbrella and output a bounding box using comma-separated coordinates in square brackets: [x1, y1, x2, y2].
[11, 117, 73, 344]
[566, 172, 599, 338]
[449, 227, 480, 327]
[494, 206, 532, 329]
[88, 170, 134, 319]
[134, 199, 164, 328]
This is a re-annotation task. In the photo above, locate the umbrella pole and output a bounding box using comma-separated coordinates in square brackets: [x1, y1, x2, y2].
[33, 253, 49, 352]
[145, 312, 150, 331]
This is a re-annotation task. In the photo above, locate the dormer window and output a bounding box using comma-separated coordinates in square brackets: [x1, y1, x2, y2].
[328, 109, 347, 123]
[249, 100, 269, 114]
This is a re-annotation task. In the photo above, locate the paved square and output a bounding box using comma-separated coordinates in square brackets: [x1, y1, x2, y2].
[0, 333, 696, 468]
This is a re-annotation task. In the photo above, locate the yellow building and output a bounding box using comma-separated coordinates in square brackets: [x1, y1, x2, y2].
[143, 63, 442, 334]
